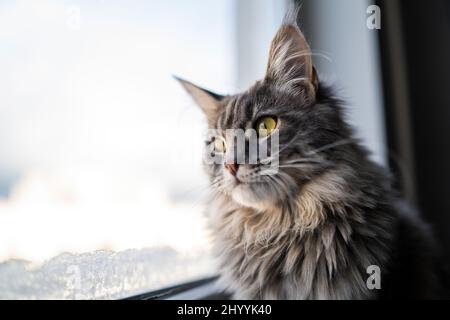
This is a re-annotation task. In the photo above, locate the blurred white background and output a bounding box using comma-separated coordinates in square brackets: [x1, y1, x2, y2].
[0, 0, 241, 298]
[0, 0, 237, 263]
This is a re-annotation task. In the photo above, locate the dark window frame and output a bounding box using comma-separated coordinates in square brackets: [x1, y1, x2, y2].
[123, 276, 229, 300]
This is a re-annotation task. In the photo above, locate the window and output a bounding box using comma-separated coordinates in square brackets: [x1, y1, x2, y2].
[0, 0, 236, 299]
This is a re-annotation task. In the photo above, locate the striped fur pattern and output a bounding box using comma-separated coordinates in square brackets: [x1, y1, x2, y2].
[177, 17, 443, 299]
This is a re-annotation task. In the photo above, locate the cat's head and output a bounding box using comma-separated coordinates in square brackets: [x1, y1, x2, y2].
[177, 21, 351, 211]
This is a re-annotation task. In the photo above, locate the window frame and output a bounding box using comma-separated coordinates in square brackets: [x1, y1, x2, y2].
[122, 276, 228, 300]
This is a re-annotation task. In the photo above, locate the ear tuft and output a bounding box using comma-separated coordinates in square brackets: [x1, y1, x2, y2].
[265, 16, 317, 101]
[174, 76, 223, 123]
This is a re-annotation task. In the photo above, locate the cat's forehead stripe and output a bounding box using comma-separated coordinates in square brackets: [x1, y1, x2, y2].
[218, 94, 257, 130]
[220, 96, 238, 129]
[218, 98, 233, 130]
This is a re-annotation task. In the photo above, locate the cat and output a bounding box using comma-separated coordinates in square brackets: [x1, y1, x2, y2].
[176, 13, 445, 299]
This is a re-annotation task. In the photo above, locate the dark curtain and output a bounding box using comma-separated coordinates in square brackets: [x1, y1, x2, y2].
[377, 0, 450, 262]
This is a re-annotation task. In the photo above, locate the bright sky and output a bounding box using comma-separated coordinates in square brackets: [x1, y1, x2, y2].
[0, 0, 236, 263]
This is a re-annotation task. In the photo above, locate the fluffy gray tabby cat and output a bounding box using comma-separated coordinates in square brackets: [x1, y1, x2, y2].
[177, 15, 445, 299]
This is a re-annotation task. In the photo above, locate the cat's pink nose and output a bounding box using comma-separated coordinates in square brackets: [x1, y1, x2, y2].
[225, 163, 239, 176]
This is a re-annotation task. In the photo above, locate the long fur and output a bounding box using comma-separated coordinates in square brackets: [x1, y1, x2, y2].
[206, 87, 443, 299]
[178, 18, 446, 299]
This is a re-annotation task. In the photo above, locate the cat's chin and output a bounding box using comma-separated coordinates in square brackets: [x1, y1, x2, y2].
[230, 184, 277, 212]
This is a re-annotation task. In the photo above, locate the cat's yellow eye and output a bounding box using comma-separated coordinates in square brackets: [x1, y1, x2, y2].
[256, 116, 277, 137]
[214, 136, 226, 153]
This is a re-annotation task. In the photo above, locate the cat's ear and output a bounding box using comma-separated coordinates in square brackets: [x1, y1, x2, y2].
[175, 76, 223, 122]
[265, 21, 318, 102]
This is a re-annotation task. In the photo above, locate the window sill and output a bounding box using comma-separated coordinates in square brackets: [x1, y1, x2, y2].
[123, 276, 230, 300]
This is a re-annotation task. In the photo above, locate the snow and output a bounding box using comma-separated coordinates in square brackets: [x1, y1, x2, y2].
[0, 247, 216, 300]
[0, 169, 218, 299]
